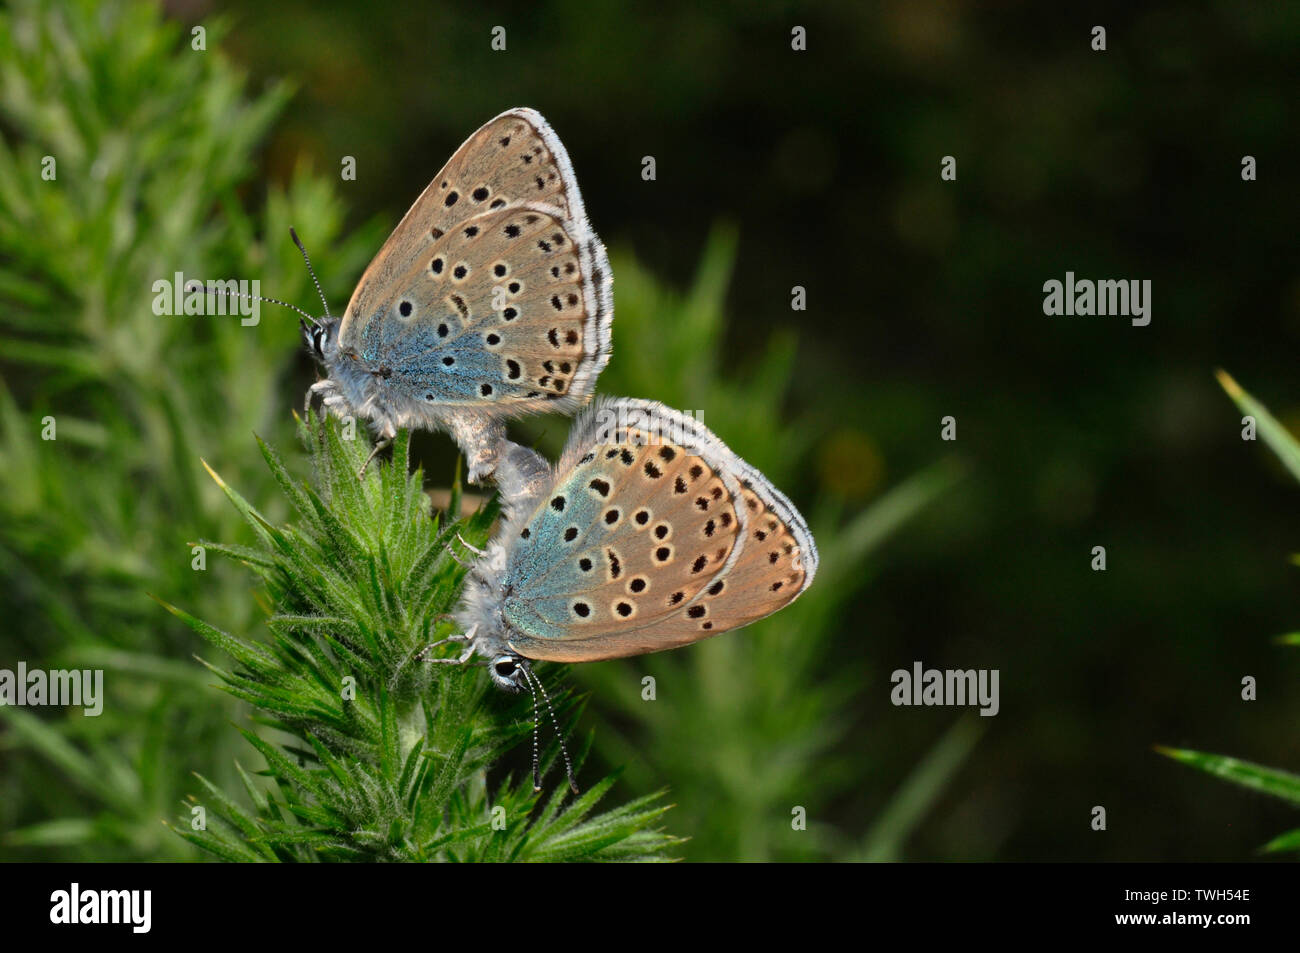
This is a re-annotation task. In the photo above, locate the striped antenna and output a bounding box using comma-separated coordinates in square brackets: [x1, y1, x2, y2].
[520, 662, 579, 795]
[198, 282, 320, 328]
[289, 227, 333, 320]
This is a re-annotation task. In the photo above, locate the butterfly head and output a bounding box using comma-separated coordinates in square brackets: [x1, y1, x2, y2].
[302, 316, 339, 364]
[488, 653, 529, 693]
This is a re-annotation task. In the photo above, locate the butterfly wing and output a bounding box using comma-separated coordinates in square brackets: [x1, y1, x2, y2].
[339, 109, 611, 412]
[497, 398, 818, 662]
[359, 202, 608, 408]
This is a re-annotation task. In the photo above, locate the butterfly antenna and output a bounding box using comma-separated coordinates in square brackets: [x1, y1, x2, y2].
[200, 284, 320, 328]
[289, 227, 333, 321]
[522, 662, 579, 794]
[523, 667, 543, 792]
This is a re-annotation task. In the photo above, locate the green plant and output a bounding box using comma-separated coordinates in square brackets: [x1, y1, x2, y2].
[1155, 370, 1300, 855]
[161, 414, 674, 861]
[0, 0, 386, 859]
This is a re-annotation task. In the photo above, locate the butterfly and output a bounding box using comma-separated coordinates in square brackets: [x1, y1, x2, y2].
[425, 397, 819, 785]
[305, 108, 613, 482]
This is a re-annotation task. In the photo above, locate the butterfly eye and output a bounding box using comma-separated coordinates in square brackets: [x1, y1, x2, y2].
[309, 326, 328, 360]
[493, 658, 517, 678]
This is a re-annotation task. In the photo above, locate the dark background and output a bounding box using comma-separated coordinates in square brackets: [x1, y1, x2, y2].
[3, 0, 1298, 861]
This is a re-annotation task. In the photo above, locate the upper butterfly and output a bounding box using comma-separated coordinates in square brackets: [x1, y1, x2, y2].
[306, 108, 613, 482]
[436, 397, 819, 693]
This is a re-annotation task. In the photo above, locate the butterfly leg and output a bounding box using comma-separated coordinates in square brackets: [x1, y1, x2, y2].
[320, 393, 349, 419]
[417, 624, 479, 664]
[357, 436, 392, 480]
[306, 381, 351, 443]
[304, 379, 334, 419]
[455, 532, 487, 557]
[421, 643, 477, 665]
[355, 420, 398, 479]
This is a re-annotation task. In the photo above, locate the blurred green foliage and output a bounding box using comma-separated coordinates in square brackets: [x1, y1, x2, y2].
[0, 0, 379, 858]
[1155, 373, 1300, 856]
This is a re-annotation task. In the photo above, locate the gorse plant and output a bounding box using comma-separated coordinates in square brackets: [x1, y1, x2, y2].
[162, 414, 674, 861]
[0, 0, 381, 859]
[1154, 370, 1300, 855]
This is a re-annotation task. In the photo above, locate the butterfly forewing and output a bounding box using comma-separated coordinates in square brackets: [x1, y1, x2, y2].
[500, 399, 817, 662]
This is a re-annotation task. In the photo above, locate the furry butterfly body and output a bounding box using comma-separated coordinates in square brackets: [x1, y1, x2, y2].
[307, 108, 613, 482]
[445, 398, 819, 692]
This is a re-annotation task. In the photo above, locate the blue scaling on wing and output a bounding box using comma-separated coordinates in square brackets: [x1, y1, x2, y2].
[387, 322, 506, 403]
[358, 305, 386, 364]
[500, 465, 608, 640]
[503, 596, 564, 642]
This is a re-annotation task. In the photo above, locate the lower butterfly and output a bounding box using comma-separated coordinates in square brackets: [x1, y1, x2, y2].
[424, 397, 818, 788]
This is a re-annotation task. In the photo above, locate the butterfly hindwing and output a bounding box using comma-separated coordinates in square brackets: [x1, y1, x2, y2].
[499, 399, 818, 662]
[356, 203, 607, 407]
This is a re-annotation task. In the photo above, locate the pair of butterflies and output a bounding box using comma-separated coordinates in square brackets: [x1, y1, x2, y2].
[302, 109, 817, 783]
